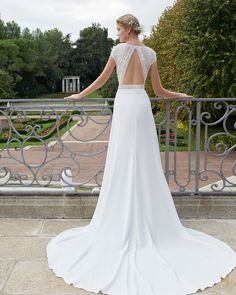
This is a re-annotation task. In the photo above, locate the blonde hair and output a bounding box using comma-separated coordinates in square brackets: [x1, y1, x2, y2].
[116, 14, 143, 35]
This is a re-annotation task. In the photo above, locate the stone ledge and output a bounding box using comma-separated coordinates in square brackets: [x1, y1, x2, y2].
[0, 194, 236, 219]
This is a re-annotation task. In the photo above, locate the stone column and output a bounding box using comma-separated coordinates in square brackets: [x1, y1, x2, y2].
[77, 78, 80, 92]
[69, 80, 73, 92]
[65, 79, 69, 92]
[62, 79, 65, 92]
[72, 78, 76, 92]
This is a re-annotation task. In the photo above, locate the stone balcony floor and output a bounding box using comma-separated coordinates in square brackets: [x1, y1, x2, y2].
[0, 218, 236, 295]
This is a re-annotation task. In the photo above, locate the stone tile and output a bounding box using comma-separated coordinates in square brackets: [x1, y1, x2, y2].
[197, 288, 222, 295]
[230, 243, 236, 251]
[209, 267, 236, 294]
[40, 219, 91, 237]
[0, 260, 16, 292]
[0, 218, 44, 237]
[197, 287, 230, 295]
[3, 260, 92, 295]
[2, 259, 236, 295]
[0, 237, 49, 260]
[193, 265, 236, 294]
[1, 218, 236, 295]
[181, 219, 236, 244]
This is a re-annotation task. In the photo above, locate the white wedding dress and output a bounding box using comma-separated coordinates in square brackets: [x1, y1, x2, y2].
[46, 42, 236, 295]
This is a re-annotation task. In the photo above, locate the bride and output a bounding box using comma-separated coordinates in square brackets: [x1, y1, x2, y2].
[47, 14, 236, 295]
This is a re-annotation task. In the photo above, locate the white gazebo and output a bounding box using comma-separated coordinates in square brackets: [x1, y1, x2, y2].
[62, 76, 80, 93]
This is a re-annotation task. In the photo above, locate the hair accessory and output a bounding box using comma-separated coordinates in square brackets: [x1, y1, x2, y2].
[123, 20, 144, 33]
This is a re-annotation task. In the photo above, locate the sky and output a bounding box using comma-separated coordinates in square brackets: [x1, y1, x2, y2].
[0, 0, 176, 42]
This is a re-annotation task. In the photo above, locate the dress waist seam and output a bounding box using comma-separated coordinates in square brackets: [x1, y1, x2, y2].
[118, 84, 145, 89]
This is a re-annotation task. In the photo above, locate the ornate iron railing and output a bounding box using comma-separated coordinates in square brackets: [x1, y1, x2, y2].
[0, 97, 235, 195]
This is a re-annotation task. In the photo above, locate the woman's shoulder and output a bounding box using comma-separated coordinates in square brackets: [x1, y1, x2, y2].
[119, 42, 155, 52]
[111, 42, 156, 62]
[111, 43, 123, 54]
[142, 45, 156, 53]
[112, 42, 124, 48]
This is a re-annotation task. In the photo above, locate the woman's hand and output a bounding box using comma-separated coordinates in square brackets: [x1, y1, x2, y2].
[180, 93, 193, 98]
[165, 93, 194, 104]
[63, 93, 84, 103]
[178, 93, 194, 104]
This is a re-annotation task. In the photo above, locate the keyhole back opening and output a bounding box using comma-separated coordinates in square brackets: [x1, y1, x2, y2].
[121, 49, 145, 85]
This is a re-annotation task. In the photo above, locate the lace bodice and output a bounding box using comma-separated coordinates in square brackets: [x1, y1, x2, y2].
[110, 43, 157, 85]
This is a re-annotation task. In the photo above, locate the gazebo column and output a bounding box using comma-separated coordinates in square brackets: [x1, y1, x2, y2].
[62, 76, 80, 92]
[77, 78, 80, 92]
[72, 78, 76, 92]
[62, 79, 65, 92]
[65, 79, 69, 92]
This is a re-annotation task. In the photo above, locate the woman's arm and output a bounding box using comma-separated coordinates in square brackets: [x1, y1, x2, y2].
[149, 62, 192, 98]
[64, 55, 116, 100]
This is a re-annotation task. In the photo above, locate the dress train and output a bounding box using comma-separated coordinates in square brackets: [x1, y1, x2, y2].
[47, 84, 236, 295]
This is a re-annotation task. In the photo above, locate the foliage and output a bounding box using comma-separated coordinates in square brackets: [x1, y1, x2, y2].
[0, 20, 115, 98]
[178, 0, 236, 99]
[99, 71, 118, 113]
[143, 0, 190, 118]
[0, 69, 16, 98]
[144, 0, 185, 96]
[0, 20, 21, 39]
[144, 0, 236, 124]
[100, 71, 118, 98]
[71, 23, 114, 88]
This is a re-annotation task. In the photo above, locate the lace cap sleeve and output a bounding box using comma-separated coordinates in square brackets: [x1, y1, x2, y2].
[151, 50, 157, 65]
[111, 45, 118, 61]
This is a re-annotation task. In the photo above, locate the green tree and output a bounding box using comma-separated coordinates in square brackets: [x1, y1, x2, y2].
[0, 69, 15, 98]
[0, 39, 21, 83]
[14, 38, 38, 97]
[100, 71, 118, 98]
[178, 0, 236, 98]
[0, 19, 116, 98]
[145, 0, 236, 124]
[144, 0, 185, 97]
[0, 20, 4, 39]
[3, 20, 21, 39]
[0, 38, 38, 97]
[33, 28, 72, 94]
[21, 27, 34, 39]
[71, 23, 114, 88]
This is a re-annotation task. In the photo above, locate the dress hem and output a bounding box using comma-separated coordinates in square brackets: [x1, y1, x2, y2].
[47, 255, 236, 295]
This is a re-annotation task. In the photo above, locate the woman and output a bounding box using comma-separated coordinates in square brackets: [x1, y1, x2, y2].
[47, 14, 236, 295]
